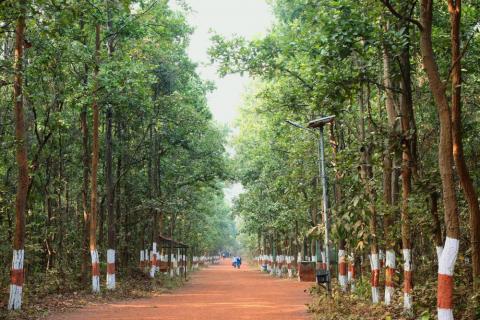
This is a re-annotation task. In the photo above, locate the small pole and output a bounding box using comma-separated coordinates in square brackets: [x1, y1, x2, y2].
[318, 125, 331, 293]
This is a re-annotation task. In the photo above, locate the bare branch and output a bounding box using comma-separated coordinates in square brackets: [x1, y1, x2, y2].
[379, 0, 424, 31]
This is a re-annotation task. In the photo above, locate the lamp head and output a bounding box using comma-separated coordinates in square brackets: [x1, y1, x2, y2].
[307, 115, 335, 128]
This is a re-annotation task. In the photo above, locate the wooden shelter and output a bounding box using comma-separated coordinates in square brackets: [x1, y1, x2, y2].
[157, 235, 188, 280]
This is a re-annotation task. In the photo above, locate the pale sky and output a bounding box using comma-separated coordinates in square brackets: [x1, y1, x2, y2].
[170, 0, 274, 203]
[170, 0, 273, 125]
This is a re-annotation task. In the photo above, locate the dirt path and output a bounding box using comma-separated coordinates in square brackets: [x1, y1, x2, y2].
[48, 259, 312, 320]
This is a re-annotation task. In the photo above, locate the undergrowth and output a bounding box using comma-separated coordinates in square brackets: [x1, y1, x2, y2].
[308, 275, 480, 320]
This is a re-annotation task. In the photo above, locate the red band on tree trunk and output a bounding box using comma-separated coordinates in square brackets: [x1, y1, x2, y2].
[371, 269, 379, 286]
[385, 267, 395, 287]
[107, 263, 115, 274]
[349, 263, 355, 279]
[92, 263, 100, 276]
[11, 269, 24, 286]
[437, 274, 453, 309]
[339, 262, 347, 276]
[404, 270, 413, 293]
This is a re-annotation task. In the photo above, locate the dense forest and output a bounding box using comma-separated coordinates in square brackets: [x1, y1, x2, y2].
[0, 0, 236, 314]
[210, 0, 480, 319]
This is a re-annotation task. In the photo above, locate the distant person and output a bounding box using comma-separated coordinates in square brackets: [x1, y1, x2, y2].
[237, 257, 242, 269]
[231, 256, 237, 268]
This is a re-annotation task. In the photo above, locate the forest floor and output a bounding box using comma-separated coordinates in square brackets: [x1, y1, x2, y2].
[44, 259, 312, 320]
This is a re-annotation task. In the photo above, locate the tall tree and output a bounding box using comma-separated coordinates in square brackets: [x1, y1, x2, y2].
[80, 15, 91, 286]
[105, 0, 116, 290]
[8, 0, 28, 310]
[398, 4, 416, 313]
[448, 0, 480, 290]
[419, 1, 460, 319]
[90, 23, 101, 294]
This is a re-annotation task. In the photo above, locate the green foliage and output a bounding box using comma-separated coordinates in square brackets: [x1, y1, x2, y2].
[211, 0, 480, 318]
[0, 0, 234, 306]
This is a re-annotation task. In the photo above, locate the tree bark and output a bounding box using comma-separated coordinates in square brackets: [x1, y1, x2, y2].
[80, 81, 90, 285]
[9, 0, 28, 309]
[105, 0, 116, 291]
[359, 81, 379, 303]
[398, 15, 416, 312]
[420, 1, 460, 318]
[89, 23, 101, 293]
[382, 34, 398, 305]
[448, 0, 480, 290]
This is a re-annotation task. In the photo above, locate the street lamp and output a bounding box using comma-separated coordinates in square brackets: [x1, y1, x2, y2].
[286, 115, 335, 292]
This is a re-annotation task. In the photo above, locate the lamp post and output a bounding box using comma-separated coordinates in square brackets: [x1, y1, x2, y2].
[286, 115, 335, 292]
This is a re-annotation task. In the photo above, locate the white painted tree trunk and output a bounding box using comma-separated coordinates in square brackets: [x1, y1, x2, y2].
[287, 256, 293, 278]
[176, 250, 180, 275]
[140, 250, 145, 269]
[170, 254, 175, 277]
[149, 242, 157, 278]
[348, 259, 355, 292]
[384, 250, 395, 305]
[403, 249, 413, 312]
[91, 249, 100, 293]
[8, 249, 24, 310]
[338, 250, 348, 291]
[436, 246, 444, 261]
[379, 249, 385, 268]
[437, 237, 459, 320]
[144, 249, 149, 271]
[370, 253, 380, 303]
[106, 249, 115, 290]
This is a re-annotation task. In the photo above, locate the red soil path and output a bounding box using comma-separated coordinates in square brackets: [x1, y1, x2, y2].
[48, 259, 312, 320]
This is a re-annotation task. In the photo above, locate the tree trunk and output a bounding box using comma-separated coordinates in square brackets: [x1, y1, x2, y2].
[382, 35, 398, 305]
[115, 123, 123, 268]
[105, 104, 115, 289]
[448, 0, 480, 290]
[80, 64, 90, 285]
[420, 1, 460, 318]
[9, 1, 28, 309]
[57, 133, 65, 275]
[398, 16, 416, 313]
[359, 82, 379, 304]
[44, 157, 54, 271]
[105, 0, 116, 291]
[89, 24, 101, 293]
